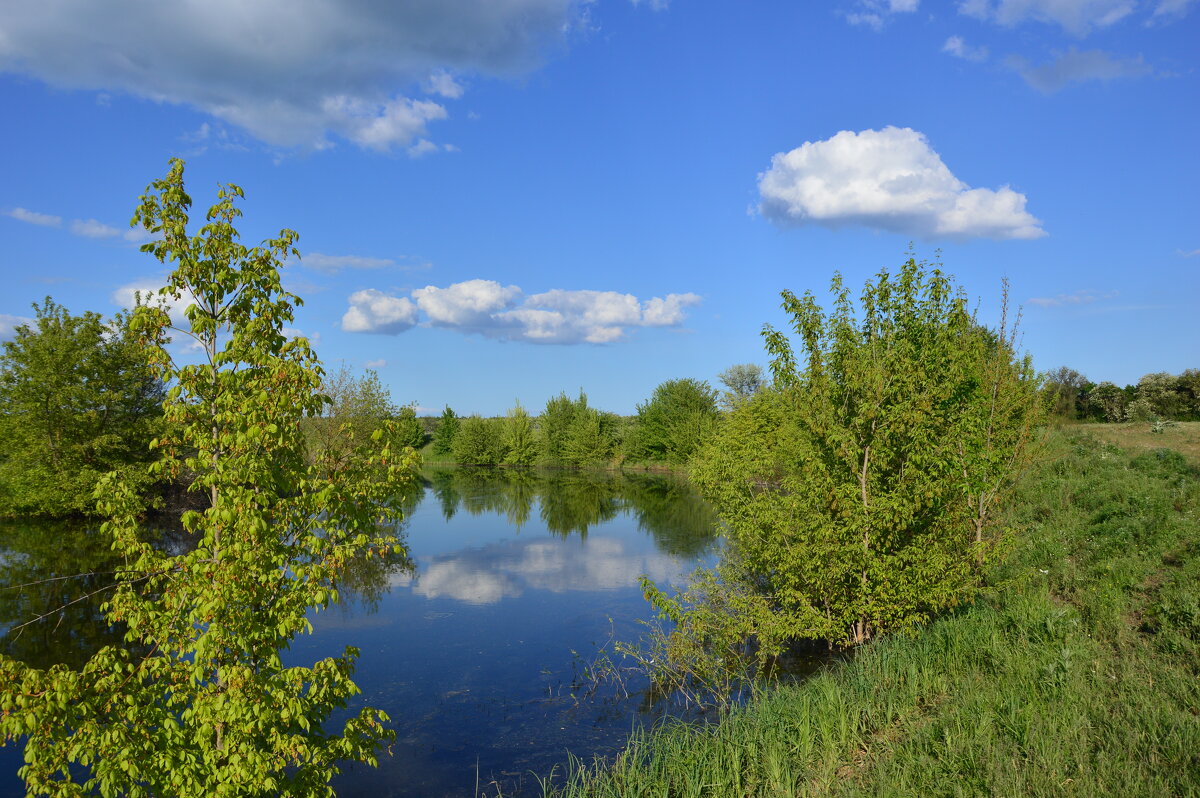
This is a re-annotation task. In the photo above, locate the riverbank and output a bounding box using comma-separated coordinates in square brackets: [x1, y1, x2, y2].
[546, 429, 1200, 796]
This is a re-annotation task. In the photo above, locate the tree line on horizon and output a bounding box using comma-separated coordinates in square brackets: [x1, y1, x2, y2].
[0, 292, 763, 518]
[1045, 366, 1200, 423]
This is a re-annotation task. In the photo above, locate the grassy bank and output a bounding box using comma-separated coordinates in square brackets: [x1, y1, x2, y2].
[547, 429, 1200, 797]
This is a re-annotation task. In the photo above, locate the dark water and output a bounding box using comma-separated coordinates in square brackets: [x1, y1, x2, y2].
[0, 468, 720, 797]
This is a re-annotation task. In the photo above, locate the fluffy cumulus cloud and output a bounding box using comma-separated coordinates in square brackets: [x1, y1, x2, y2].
[342, 289, 420, 334]
[757, 126, 1046, 240]
[343, 279, 701, 344]
[957, 0, 1137, 35]
[0, 0, 578, 151]
[1009, 48, 1153, 91]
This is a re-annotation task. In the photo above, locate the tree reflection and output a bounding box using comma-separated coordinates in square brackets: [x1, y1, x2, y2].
[421, 467, 719, 552]
[0, 521, 132, 670]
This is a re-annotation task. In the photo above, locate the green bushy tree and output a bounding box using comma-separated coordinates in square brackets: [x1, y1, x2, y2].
[502, 401, 538, 466]
[625, 378, 720, 465]
[393, 406, 425, 450]
[0, 159, 414, 796]
[0, 299, 163, 517]
[431, 406, 460, 455]
[452, 415, 504, 465]
[686, 258, 1045, 651]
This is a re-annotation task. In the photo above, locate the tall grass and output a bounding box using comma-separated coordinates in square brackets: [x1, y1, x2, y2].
[547, 430, 1200, 797]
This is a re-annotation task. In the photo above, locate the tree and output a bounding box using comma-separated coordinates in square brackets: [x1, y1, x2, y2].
[452, 415, 504, 465]
[1090, 381, 1128, 422]
[392, 406, 425, 450]
[0, 159, 414, 796]
[537, 391, 582, 465]
[716, 363, 764, 408]
[305, 364, 397, 466]
[688, 258, 1044, 648]
[1045, 366, 1089, 420]
[626, 378, 720, 465]
[0, 298, 163, 517]
[431, 405, 460, 455]
[502, 401, 538, 466]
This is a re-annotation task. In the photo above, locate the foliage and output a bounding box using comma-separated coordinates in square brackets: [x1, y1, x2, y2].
[431, 405, 460, 455]
[0, 298, 163, 517]
[717, 363, 764, 409]
[0, 159, 415, 796]
[452, 415, 504, 465]
[392, 406, 425, 450]
[686, 258, 1045, 651]
[537, 391, 618, 467]
[1044, 365, 1089, 420]
[625, 378, 720, 465]
[305, 364, 398, 466]
[502, 401, 538, 466]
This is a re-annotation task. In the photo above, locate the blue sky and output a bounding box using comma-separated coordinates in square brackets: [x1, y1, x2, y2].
[1, 0, 1196, 416]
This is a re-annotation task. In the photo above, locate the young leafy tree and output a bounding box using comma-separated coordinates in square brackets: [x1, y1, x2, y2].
[306, 363, 398, 466]
[431, 405, 460, 455]
[392, 406, 425, 450]
[502, 401, 538, 467]
[0, 298, 163, 517]
[689, 258, 1044, 648]
[0, 159, 415, 796]
[452, 415, 503, 465]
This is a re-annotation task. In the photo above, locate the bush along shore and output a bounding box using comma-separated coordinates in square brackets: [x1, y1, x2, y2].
[544, 429, 1200, 797]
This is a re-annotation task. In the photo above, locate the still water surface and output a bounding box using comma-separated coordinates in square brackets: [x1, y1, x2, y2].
[0, 467, 719, 797]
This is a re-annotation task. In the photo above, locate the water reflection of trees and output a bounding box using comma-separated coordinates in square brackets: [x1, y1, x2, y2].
[0, 521, 134, 670]
[421, 467, 719, 552]
[333, 482, 421, 613]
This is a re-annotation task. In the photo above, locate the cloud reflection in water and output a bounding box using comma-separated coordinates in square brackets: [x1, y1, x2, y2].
[393, 535, 689, 605]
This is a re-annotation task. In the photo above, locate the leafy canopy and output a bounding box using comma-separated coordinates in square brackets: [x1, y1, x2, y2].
[0, 159, 416, 796]
[686, 257, 1045, 652]
[0, 298, 163, 517]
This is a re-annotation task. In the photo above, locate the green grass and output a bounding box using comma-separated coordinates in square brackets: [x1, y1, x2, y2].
[546, 430, 1200, 797]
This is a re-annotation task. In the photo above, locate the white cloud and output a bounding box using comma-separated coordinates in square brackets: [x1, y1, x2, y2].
[414, 279, 523, 327]
[1027, 289, 1118, 307]
[847, 0, 919, 28]
[110, 280, 196, 328]
[0, 314, 34, 341]
[344, 280, 702, 344]
[342, 289, 420, 334]
[365, 358, 388, 369]
[0, 0, 579, 152]
[424, 70, 465, 99]
[5, 207, 62, 227]
[958, 0, 1136, 35]
[302, 253, 397, 274]
[629, 0, 671, 10]
[943, 35, 990, 61]
[757, 126, 1046, 240]
[1009, 49, 1153, 92]
[70, 218, 121, 238]
[1150, 0, 1196, 21]
[1179, 248, 1200, 257]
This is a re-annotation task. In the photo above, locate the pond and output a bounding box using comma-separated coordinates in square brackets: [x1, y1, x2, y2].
[0, 467, 721, 797]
